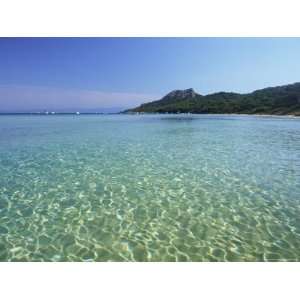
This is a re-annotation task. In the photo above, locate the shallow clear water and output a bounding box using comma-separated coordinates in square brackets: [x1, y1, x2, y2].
[0, 114, 300, 261]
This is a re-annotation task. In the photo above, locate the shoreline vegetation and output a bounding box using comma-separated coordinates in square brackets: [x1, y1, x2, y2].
[0, 112, 299, 118]
[124, 82, 300, 116]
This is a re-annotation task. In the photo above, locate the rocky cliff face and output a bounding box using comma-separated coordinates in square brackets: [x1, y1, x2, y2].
[163, 88, 199, 100]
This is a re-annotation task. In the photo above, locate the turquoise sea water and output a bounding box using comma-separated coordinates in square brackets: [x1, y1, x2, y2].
[0, 114, 300, 261]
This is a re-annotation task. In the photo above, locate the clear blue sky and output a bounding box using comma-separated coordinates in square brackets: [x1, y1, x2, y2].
[0, 38, 300, 112]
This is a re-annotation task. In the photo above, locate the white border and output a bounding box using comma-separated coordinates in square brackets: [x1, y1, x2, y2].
[1, 0, 300, 36]
[0, 263, 299, 300]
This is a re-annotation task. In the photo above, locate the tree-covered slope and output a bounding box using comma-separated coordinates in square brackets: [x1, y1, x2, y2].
[124, 83, 300, 115]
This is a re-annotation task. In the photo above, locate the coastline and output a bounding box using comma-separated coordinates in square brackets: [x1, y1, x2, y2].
[1, 112, 299, 118]
[123, 112, 300, 118]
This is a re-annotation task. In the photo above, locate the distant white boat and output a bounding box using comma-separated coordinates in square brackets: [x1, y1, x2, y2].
[76, 112, 80, 115]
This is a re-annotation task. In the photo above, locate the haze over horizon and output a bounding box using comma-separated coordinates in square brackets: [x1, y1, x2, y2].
[1, 38, 300, 112]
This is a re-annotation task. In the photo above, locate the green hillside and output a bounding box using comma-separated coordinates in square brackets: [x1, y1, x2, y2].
[124, 83, 300, 115]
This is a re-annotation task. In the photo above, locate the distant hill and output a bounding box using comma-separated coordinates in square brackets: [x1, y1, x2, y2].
[124, 83, 300, 116]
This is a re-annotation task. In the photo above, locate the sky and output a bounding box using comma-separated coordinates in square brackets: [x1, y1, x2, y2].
[0, 37, 300, 112]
